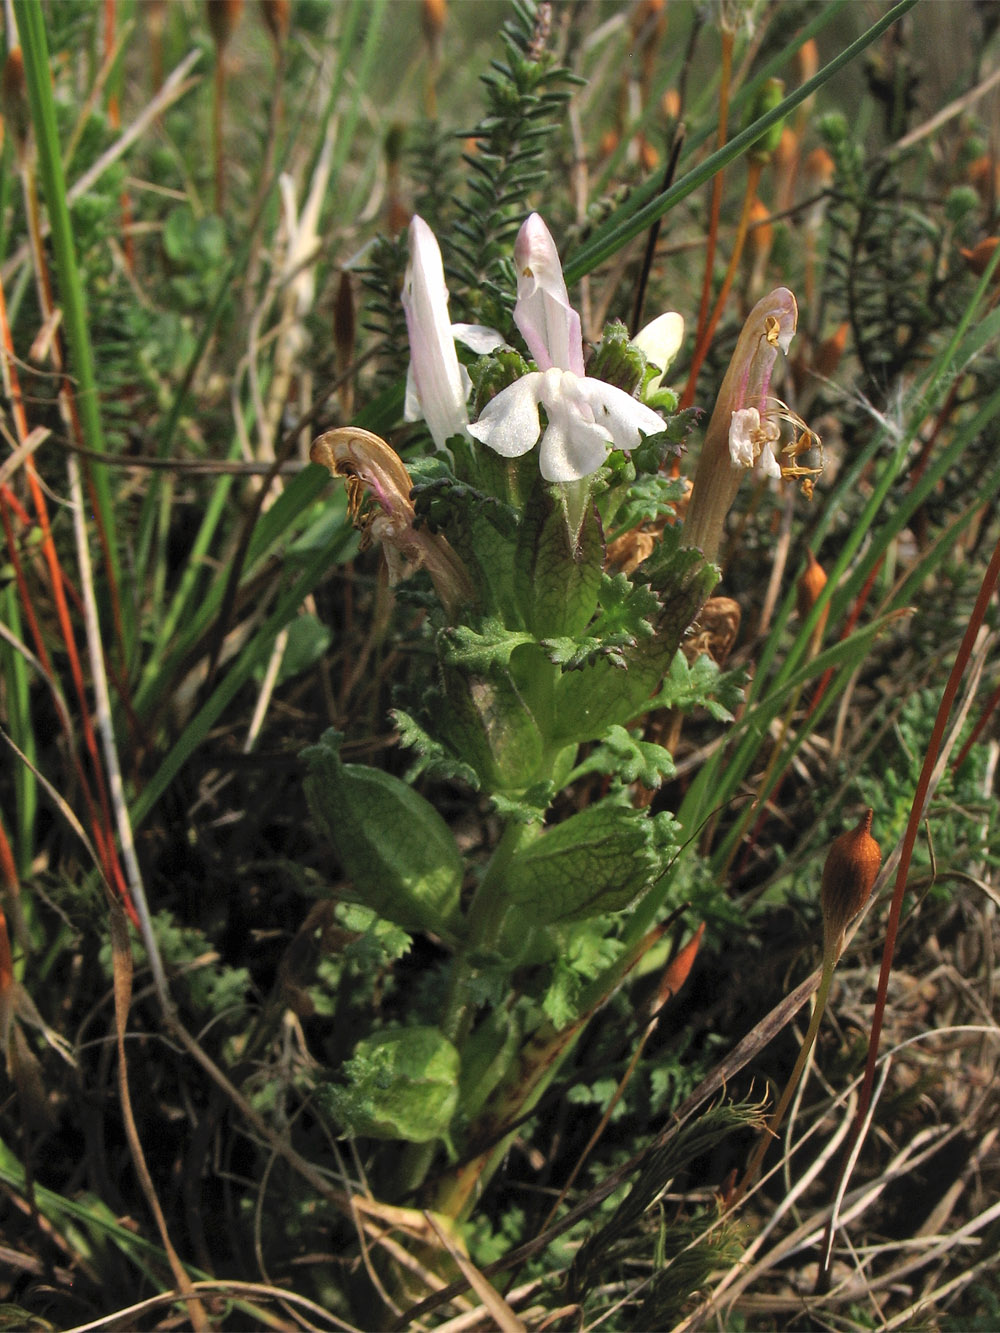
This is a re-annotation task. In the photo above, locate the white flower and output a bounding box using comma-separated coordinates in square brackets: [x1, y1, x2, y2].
[468, 214, 666, 482]
[469, 366, 668, 483]
[728, 406, 781, 477]
[401, 216, 502, 451]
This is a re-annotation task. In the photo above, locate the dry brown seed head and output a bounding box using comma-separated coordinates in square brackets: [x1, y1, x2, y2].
[821, 808, 881, 960]
[1, 49, 30, 162]
[206, 0, 244, 50]
[261, 0, 291, 44]
[796, 549, 828, 625]
[961, 237, 1000, 278]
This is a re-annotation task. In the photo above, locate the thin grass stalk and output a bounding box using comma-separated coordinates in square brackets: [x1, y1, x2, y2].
[687, 380, 1000, 853]
[0, 49, 207, 288]
[68, 452, 169, 999]
[591, 2, 844, 205]
[13, 0, 123, 615]
[0, 277, 129, 910]
[0, 589, 35, 873]
[753, 241, 1000, 699]
[130, 526, 355, 827]
[816, 534, 1000, 1288]
[101, 0, 136, 274]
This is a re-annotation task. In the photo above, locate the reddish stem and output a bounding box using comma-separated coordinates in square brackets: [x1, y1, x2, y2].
[817, 530, 1000, 1287]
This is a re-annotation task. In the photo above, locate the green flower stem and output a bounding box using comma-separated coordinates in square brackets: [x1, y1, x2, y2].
[396, 817, 535, 1200]
[732, 952, 836, 1206]
[443, 818, 534, 1047]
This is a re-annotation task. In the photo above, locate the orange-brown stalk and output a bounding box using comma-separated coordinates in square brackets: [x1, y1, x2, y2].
[734, 812, 880, 1206]
[682, 157, 765, 413]
[681, 22, 734, 415]
[817, 535, 1000, 1289]
[103, 0, 135, 273]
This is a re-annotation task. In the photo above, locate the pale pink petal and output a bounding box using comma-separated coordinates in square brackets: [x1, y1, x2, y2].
[513, 214, 586, 376]
[402, 216, 469, 449]
[728, 408, 760, 469]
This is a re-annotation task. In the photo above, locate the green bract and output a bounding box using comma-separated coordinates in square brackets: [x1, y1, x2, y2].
[321, 1027, 460, 1144]
[303, 730, 463, 938]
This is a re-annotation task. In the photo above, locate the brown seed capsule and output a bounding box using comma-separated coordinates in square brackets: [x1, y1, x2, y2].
[261, 0, 290, 45]
[960, 237, 1000, 278]
[206, 0, 244, 51]
[1, 48, 31, 163]
[797, 549, 828, 635]
[422, 0, 447, 47]
[820, 808, 881, 961]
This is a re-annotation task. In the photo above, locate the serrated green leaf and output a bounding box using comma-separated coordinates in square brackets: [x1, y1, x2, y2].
[575, 724, 677, 788]
[320, 1027, 459, 1144]
[392, 708, 482, 788]
[651, 653, 747, 721]
[489, 781, 555, 824]
[542, 633, 636, 672]
[437, 620, 535, 672]
[505, 803, 665, 924]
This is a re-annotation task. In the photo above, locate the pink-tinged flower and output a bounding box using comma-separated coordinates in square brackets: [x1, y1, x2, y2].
[468, 214, 666, 482]
[401, 216, 501, 451]
[683, 288, 800, 562]
[512, 213, 585, 376]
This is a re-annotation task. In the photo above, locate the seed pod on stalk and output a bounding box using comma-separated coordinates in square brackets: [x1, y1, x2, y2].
[820, 807, 881, 963]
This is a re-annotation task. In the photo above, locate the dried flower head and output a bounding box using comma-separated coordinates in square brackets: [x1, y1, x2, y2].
[820, 808, 881, 962]
[682, 596, 741, 666]
[311, 428, 473, 616]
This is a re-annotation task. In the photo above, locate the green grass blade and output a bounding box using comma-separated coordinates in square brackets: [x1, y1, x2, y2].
[14, 0, 120, 593]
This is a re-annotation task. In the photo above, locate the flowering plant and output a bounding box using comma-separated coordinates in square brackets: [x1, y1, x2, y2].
[307, 210, 805, 1217]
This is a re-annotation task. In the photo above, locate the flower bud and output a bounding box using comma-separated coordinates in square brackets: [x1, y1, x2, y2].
[632, 311, 684, 394]
[820, 808, 881, 962]
[588, 320, 648, 394]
